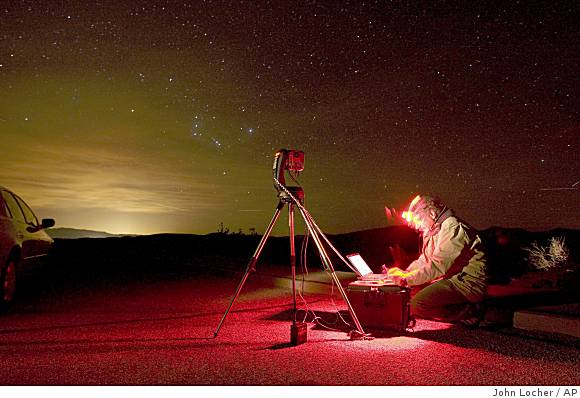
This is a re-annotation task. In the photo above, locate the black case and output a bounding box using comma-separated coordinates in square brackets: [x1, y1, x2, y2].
[346, 281, 412, 331]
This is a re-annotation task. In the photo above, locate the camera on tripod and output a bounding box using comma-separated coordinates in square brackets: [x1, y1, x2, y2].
[214, 148, 371, 342]
[273, 149, 305, 203]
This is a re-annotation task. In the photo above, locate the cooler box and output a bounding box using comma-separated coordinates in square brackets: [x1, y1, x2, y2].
[346, 281, 412, 331]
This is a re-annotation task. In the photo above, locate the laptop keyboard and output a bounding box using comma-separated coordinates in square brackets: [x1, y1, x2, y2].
[361, 273, 390, 280]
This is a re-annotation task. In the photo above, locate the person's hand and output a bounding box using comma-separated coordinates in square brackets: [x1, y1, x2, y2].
[386, 267, 405, 277]
[386, 267, 408, 286]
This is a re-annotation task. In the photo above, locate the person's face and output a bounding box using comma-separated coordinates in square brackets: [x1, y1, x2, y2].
[416, 209, 435, 233]
[405, 207, 435, 234]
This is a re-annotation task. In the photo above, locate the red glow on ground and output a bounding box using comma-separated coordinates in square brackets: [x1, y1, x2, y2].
[362, 322, 454, 351]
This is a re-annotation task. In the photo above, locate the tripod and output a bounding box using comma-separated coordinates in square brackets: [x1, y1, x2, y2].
[213, 184, 370, 341]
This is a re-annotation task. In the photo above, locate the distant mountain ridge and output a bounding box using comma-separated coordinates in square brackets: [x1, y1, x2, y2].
[46, 225, 580, 241]
[45, 226, 579, 287]
[47, 228, 125, 239]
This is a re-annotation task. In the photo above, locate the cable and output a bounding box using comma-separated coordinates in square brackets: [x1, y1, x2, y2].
[296, 216, 325, 325]
[328, 278, 354, 328]
[274, 177, 371, 337]
[295, 209, 351, 331]
[301, 206, 356, 271]
[288, 170, 301, 186]
[273, 179, 358, 274]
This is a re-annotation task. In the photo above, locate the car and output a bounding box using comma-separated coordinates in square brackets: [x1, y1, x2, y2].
[0, 186, 55, 310]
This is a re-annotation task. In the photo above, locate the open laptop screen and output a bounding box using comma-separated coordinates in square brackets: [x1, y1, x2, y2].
[346, 253, 373, 277]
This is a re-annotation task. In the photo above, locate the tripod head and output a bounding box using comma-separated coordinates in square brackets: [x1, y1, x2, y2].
[273, 149, 305, 203]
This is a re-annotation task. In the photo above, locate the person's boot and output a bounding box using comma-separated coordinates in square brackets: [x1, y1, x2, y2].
[460, 303, 485, 328]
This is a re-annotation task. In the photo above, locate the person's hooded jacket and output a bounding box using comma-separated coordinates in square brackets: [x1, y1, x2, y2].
[404, 213, 488, 302]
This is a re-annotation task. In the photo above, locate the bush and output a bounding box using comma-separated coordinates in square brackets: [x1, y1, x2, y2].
[525, 237, 570, 271]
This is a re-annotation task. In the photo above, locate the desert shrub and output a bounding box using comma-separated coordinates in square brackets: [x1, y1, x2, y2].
[524, 237, 570, 271]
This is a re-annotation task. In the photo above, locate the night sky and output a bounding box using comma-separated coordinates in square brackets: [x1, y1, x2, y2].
[0, 1, 578, 235]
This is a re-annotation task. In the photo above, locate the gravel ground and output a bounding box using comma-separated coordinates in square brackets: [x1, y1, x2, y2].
[0, 272, 578, 385]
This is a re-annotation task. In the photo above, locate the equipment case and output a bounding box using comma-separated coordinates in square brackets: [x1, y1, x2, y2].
[346, 281, 412, 331]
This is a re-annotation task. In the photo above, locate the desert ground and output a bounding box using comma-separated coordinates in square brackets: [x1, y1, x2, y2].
[0, 230, 578, 385]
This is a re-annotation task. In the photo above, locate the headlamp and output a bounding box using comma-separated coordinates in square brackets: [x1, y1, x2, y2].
[401, 195, 424, 230]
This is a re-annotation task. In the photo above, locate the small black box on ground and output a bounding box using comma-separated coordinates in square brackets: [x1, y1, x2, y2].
[347, 281, 412, 331]
[291, 322, 307, 345]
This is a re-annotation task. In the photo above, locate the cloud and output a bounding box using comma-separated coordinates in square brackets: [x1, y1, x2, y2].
[0, 136, 224, 215]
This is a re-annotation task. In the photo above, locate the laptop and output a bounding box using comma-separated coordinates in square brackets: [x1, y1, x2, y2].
[346, 253, 394, 283]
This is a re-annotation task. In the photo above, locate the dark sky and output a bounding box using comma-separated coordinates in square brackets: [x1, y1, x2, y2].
[0, 1, 578, 234]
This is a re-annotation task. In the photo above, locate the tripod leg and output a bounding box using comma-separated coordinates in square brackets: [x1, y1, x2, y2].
[289, 203, 308, 345]
[213, 201, 285, 338]
[289, 203, 297, 324]
[296, 206, 368, 337]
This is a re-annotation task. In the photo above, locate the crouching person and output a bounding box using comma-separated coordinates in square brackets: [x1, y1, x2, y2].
[385, 195, 488, 326]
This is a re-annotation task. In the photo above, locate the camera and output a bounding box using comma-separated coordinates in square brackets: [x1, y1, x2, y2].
[286, 150, 305, 171]
[273, 149, 305, 202]
[273, 149, 304, 173]
[273, 149, 304, 184]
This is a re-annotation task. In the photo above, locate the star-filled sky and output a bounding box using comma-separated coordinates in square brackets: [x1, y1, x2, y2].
[0, 1, 578, 235]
